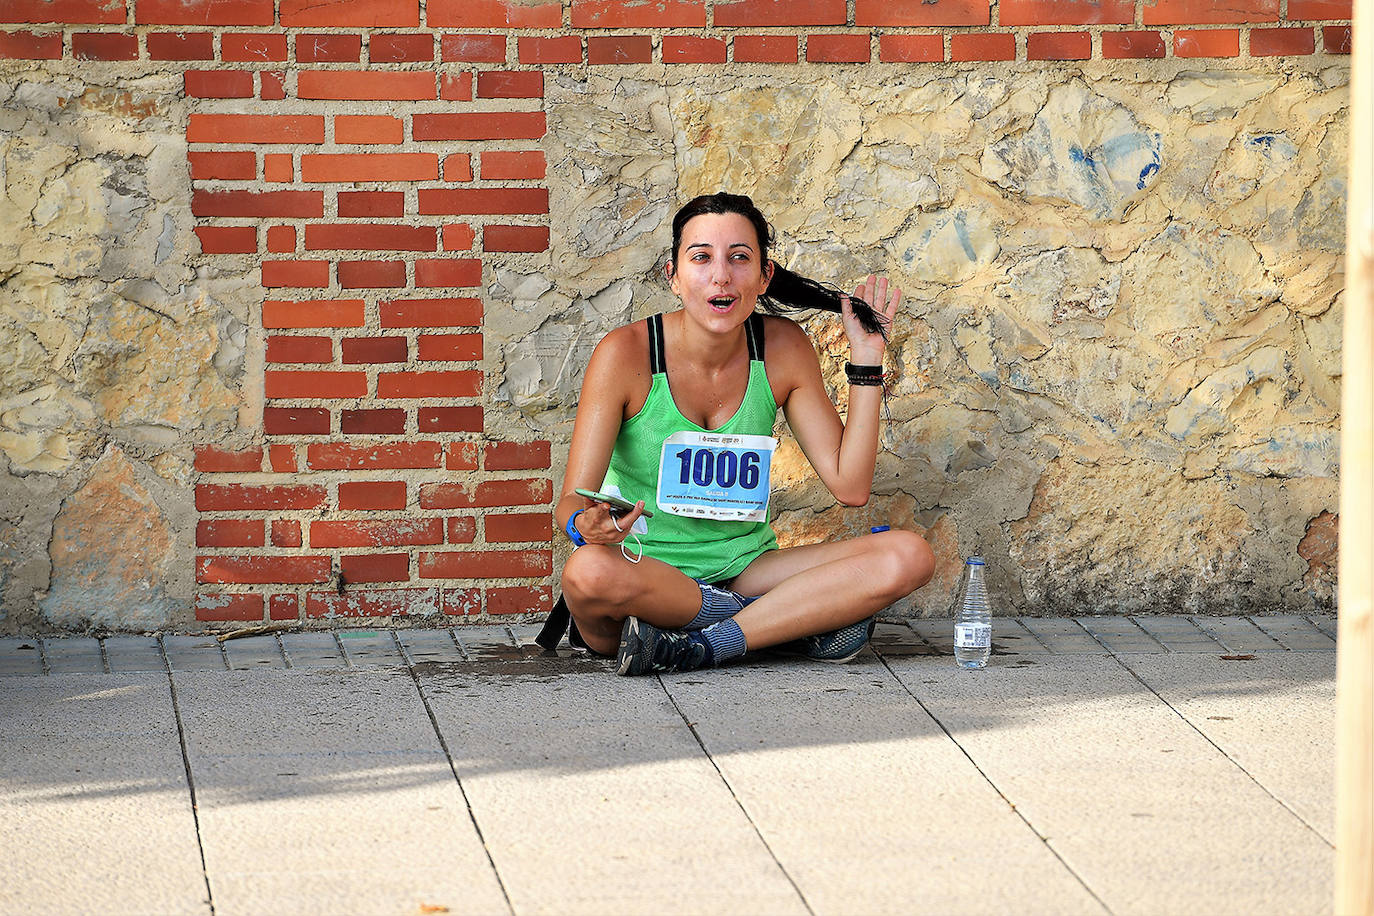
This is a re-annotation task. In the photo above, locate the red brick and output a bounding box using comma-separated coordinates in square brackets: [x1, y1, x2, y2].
[587, 34, 652, 64]
[950, 31, 1016, 60]
[662, 35, 727, 63]
[1173, 28, 1240, 55]
[258, 71, 280, 102]
[340, 554, 410, 583]
[196, 484, 328, 511]
[413, 112, 546, 142]
[381, 297, 483, 328]
[263, 299, 366, 329]
[417, 333, 482, 361]
[269, 593, 299, 620]
[443, 225, 477, 250]
[306, 224, 436, 252]
[1250, 26, 1315, 55]
[272, 519, 302, 547]
[195, 226, 256, 254]
[73, 32, 138, 60]
[480, 151, 545, 181]
[855, 0, 986, 24]
[999, 0, 1129, 24]
[1323, 24, 1351, 52]
[195, 592, 264, 622]
[305, 587, 439, 618]
[476, 70, 544, 99]
[268, 334, 338, 368]
[197, 519, 265, 547]
[732, 34, 798, 62]
[441, 33, 506, 62]
[415, 259, 482, 288]
[338, 260, 407, 289]
[2, 0, 125, 24]
[298, 70, 435, 101]
[262, 260, 330, 289]
[446, 442, 479, 470]
[265, 370, 368, 398]
[194, 445, 263, 472]
[440, 71, 474, 101]
[1142, 0, 1277, 24]
[487, 585, 553, 615]
[1102, 30, 1167, 57]
[486, 513, 553, 542]
[377, 370, 481, 398]
[418, 406, 483, 432]
[484, 440, 551, 470]
[188, 114, 324, 144]
[518, 35, 581, 63]
[439, 154, 471, 183]
[339, 480, 407, 510]
[878, 33, 944, 61]
[420, 478, 553, 509]
[0, 30, 62, 59]
[341, 408, 407, 435]
[342, 336, 408, 363]
[307, 441, 443, 470]
[189, 152, 255, 181]
[428, 0, 561, 27]
[263, 407, 331, 435]
[442, 588, 481, 615]
[1290, 0, 1350, 17]
[370, 32, 433, 61]
[446, 516, 478, 543]
[420, 549, 551, 579]
[338, 191, 404, 217]
[269, 444, 296, 472]
[572, 0, 705, 26]
[198, 556, 331, 584]
[419, 188, 550, 215]
[1028, 31, 1091, 59]
[807, 33, 870, 62]
[137, 0, 272, 24]
[222, 32, 287, 60]
[281, 0, 418, 26]
[335, 115, 404, 144]
[296, 32, 362, 62]
[714, 0, 846, 26]
[146, 31, 214, 59]
[263, 153, 293, 183]
[312, 518, 443, 548]
[302, 153, 438, 183]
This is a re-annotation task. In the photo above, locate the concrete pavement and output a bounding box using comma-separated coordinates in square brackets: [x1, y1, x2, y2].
[0, 614, 1336, 915]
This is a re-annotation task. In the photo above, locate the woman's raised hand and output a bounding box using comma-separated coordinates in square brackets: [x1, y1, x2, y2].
[842, 274, 902, 365]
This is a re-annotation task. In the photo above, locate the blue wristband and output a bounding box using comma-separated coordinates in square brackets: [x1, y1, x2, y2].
[564, 510, 587, 547]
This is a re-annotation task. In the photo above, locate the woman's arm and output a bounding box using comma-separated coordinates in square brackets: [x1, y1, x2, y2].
[776, 275, 901, 507]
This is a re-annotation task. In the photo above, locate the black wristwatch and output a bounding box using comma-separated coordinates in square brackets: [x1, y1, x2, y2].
[564, 510, 587, 547]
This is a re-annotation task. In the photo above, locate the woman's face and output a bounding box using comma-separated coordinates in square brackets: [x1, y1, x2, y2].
[667, 212, 773, 335]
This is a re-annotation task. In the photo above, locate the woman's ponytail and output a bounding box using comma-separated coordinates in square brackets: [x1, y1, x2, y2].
[762, 265, 889, 339]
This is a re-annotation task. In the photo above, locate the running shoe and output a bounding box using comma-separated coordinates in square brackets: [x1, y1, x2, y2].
[616, 616, 710, 676]
[773, 616, 876, 663]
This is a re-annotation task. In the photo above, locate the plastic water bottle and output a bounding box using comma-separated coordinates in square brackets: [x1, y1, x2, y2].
[953, 557, 992, 669]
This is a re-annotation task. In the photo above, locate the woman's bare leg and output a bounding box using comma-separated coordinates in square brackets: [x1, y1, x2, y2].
[560, 545, 702, 655]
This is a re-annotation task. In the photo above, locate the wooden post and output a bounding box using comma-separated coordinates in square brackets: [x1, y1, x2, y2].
[1337, 0, 1374, 912]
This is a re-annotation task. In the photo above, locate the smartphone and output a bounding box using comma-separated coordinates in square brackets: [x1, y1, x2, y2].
[574, 488, 653, 518]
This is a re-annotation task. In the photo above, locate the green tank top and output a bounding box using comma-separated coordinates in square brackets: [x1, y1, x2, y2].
[602, 312, 779, 582]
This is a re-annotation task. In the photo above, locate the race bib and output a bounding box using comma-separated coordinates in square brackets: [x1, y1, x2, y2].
[656, 431, 776, 522]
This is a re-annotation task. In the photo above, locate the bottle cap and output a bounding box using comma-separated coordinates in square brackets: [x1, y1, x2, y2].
[966, 556, 985, 565]
[871, 525, 890, 533]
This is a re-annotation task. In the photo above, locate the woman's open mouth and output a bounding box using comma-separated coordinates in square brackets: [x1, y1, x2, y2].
[708, 295, 736, 312]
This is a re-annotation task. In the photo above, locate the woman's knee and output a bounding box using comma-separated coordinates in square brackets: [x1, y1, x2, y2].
[560, 546, 627, 606]
[875, 529, 935, 597]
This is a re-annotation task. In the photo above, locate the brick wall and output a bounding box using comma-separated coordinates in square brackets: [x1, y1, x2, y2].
[1, 1, 1352, 628]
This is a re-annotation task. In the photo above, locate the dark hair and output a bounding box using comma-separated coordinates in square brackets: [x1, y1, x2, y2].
[670, 192, 888, 338]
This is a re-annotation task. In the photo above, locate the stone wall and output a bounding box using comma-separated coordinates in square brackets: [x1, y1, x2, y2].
[0, 1, 1350, 633]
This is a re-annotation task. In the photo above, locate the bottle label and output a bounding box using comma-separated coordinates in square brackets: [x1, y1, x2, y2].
[954, 623, 991, 649]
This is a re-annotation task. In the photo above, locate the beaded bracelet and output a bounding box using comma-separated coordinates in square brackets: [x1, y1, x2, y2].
[845, 362, 885, 386]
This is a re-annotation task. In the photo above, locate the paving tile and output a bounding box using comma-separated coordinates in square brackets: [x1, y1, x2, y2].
[1076, 616, 1166, 654]
[279, 631, 347, 668]
[103, 636, 165, 673]
[162, 635, 227, 672]
[220, 634, 286, 670]
[396, 628, 465, 664]
[334, 631, 404, 667]
[1132, 616, 1226, 653]
[452, 625, 526, 661]
[908, 617, 955, 654]
[1018, 617, 1109, 654]
[0, 638, 44, 676]
[1190, 616, 1285, 653]
[1001, 617, 1052, 654]
[40, 637, 105, 674]
[1250, 614, 1337, 651]
[870, 620, 938, 657]
[1308, 614, 1337, 640]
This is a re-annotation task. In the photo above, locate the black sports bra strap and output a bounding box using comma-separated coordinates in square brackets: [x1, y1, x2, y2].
[746, 313, 765, 361]
[648, 313, 666, 374]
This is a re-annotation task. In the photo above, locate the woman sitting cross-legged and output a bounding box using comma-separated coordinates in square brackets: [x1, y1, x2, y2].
[552, 192, 935, 675]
